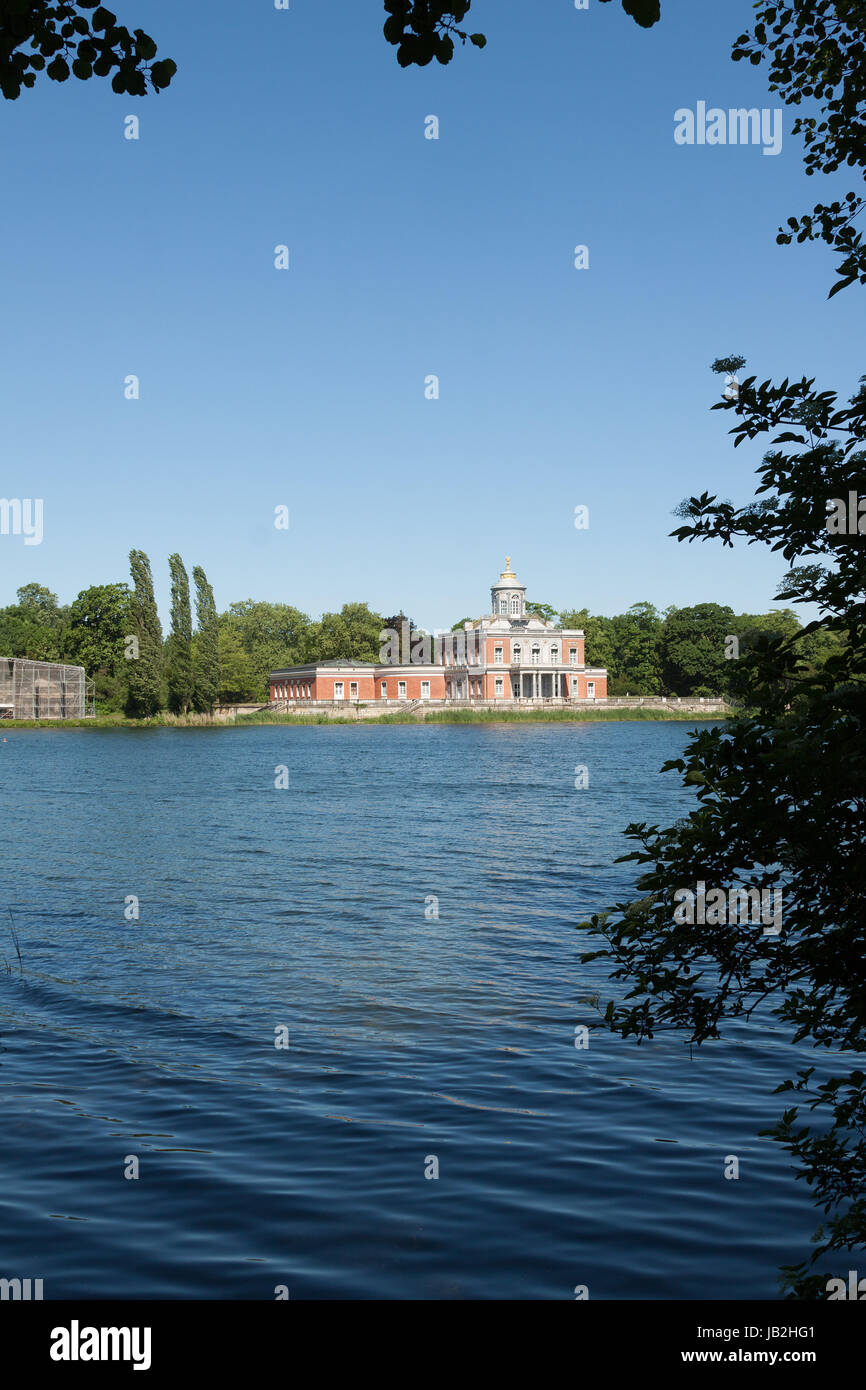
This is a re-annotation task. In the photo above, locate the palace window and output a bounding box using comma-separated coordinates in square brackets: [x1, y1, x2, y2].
[495, 677, 504, 696]
[421, 680, 430, 699]
[334, 682, 344, 699]
[499, 598, 507, 614]
[513, 644, 521, 662]
[511, 595, 520, 615]
[569, 648, 578, 666]
[381, 681, 387, 698]
[551, 646, 559, 664]
[587, 681, 596, 699]
[398, 681, 407, 699]
[532, 646, 540, 665]
[350, 682, 358, 698]
[494, 646, 503, 665]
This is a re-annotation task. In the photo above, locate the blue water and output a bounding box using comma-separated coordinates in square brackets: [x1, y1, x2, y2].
[0, 722, 816, 1299]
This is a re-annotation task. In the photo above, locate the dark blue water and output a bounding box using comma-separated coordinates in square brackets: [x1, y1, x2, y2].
[0, 722, 815, 1299]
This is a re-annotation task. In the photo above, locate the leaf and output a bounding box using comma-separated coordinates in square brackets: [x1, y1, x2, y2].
[92, 7, 117, 32]
[622, 0, 661, 26]
[828, 275, 856, 299]
[135, 32, 157, 62]
[149, 58, 177, 90]
[470, 33, 487, 48]
[46, 56, 70, 82]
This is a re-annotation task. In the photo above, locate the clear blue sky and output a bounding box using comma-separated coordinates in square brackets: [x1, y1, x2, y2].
[1, 0, 860, 630]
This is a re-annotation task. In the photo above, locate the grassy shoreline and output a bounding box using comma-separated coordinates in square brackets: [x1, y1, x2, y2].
[0, 706, 731, 730]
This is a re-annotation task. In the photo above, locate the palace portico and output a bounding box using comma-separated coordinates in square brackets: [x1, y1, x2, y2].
[269, 559, 608, 706]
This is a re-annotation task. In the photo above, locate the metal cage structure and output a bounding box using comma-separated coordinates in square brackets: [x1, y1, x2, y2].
[0, 657, 93, 720]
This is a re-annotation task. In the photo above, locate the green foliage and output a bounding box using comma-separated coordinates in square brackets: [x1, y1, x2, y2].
[16, 581, 59, 614]
[167, 553, 194, 715]
[597, 0, 661, 28]
[661, 602, 735, 696]
[125, 548, 163, 717]
[560, 608, 615, 672]
[383, 2, 486, 68]
[525, 600, 557, 623]
[192, 566, 220, 714]
[310, 602, 384, 664]
[66, 581, 131, 709]
[0, 1, 176, 100]
[217, 623, 259, 704]
[0, 582, 67, 660]
[580, 366, 866, 1295]
[220, 599, 312, 701]
[731, 1, 866, 298]
[607, 602, 663, 694]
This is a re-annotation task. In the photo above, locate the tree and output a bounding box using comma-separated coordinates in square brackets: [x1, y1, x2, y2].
[0, 597, 64, 660]
[560, 607, 616, 671]
[0, 1, 176, 100]
[383, 2, 486, 67]
[16, 581, 59, 614]
[126, 548, 163, 716]
[525, 600, 557, 623]
[580, 365, 866, 1295]
[217, 624, 259, 704]
[607, 602, 662, 694]
[192, 566, 220, 713]
[65, 581, 131, 708]
[310, 602, 384, 663]
[731, 1, 866, 298]
[660, 602, 735, 695]
[382, 0, 657, 68]
[1, 0, 665, 100]
[221, 599, 311, 700]
[167, 553, 194, 714]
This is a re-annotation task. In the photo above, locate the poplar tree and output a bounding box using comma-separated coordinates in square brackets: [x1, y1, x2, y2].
[167, 552, 194, 714]
[192, 565, 220, 713]
[126, 549, 163, 716]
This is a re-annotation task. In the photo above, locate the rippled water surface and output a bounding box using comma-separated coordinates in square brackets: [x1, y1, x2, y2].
[0, 723, 815, 1298]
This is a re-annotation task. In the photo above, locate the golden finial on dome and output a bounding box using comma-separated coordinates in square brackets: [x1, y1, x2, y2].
[499, 555, 517, 581]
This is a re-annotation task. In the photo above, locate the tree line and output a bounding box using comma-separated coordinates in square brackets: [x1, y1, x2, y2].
[0, 557, 845, 711]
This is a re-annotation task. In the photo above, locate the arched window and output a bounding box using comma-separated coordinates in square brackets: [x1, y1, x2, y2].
[532, 645, 540, 665]
[510, 594, 520, 615]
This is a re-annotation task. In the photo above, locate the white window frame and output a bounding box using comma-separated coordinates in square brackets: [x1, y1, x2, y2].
[495, 677, 504, 696]
[494, 646, 503, 665]
[499, 599, 507, 614]
[350, 682, 358, 698]
[510, 595, 520, 615]
[587, 681, 595, 700]
[334, 682, 344, 699]
[569, 649, 578, 666]
[421, 680, 430, 699]
[398, 680, 407, 699]
[380, 680, 387, 699]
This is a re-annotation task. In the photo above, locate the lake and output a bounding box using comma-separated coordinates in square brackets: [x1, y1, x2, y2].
[0, 722, 815, 1299]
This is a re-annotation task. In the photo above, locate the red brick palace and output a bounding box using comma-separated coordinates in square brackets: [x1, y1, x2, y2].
[269, 559, 608, 705]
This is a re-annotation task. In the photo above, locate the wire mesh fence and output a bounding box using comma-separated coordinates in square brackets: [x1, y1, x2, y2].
[0, 658, 93, 719]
